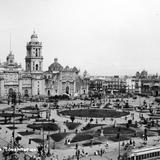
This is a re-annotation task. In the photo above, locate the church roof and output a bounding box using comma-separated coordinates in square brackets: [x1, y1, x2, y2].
[48, 58, 63, 72]
[72, 66, 79, 73]
[63, 65, 70, 71]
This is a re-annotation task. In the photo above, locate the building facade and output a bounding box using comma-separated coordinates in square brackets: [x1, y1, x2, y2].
[0, 32, 88, 99]
[103, 76, 126, 94]
[88, 75, 126, 97]
[125, 76, 135, 93]
[132, 70, 160, 96]
[44, 58, 89, 97]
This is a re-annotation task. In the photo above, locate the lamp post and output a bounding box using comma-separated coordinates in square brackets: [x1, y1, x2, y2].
[8, 91, 21, 160]
[41, 119, 45, 160]
[117, 127, 121, 160]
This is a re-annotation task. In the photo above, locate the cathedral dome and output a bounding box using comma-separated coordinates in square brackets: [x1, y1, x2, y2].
[48, 58, 63, 72]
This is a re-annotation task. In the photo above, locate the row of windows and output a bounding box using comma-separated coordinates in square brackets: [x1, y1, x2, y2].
[27, 48, 41, 57]
[107, 85, 126, 87]
[27, 63, 41, 71]
[33, 62, 41, 71]
[107, 87, 126, 89]
[127, 151, 160, 160]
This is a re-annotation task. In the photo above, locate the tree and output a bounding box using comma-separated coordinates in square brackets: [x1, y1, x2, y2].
[117, 127, 121, 139]
[126, 123, 129, 129]
[15, 136, 21, 144]
[52, 119, 55, 123]
[70, 116, 75, 123]
[19, 117, 23, 124]
[128, 119, 132, 125]
[4, 116, 7, 124]
[117, 132, 120, 139]
[135, 121, 138, 128]
[90, 118, 93, 123]
[125, 102, 129, 108]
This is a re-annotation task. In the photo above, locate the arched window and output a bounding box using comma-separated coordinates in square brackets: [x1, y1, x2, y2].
[36, 64, 38, 71]
[38, 88, 40, 95]
[36, 49, 38, 57]
[33, 62, 35, 70]
[28, 63, 30, 69]
[39, 48, 41, 56]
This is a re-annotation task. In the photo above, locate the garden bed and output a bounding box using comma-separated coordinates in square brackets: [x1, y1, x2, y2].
[18, 131, 35, 136]
[21, 106, 37, 110]
[96, 126, 135, 135]
[60, 109, 129, 118]
[71, 133, 93, 143]
[0, 113, 24, 117]
[65, 122, 81, 130]
[82, 123, 105, 131]
[82, 141, 102, 146]
[108, 136, 130, 142]
[50, 132, 69, 142]
[31, 138, 44, 144]
[7, 126, 18, 130]
[27, 123, 59, 131]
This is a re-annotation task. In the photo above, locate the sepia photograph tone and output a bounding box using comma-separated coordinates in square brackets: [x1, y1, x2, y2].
[0, 0, 160, 159]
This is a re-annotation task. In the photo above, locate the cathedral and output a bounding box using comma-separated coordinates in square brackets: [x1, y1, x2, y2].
[0, 32, 89, 99]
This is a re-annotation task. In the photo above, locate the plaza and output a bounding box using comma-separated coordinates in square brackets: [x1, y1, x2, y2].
[0, 94, 159, 160]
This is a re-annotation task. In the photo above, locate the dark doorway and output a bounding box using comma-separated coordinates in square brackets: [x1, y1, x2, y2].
[66, 86, 69, 94]
[8, 88, 13, 96]
[24, 89, 29, 97]
[36, 64, 38, 71]
[48, 90, 50, 96]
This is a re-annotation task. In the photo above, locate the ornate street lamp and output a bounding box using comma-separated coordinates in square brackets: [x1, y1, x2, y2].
[47, 104, 51, 157]
[5, 91, 21, 160]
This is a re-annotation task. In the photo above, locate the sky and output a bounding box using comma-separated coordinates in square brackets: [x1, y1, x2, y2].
[0, 0, 160, 76]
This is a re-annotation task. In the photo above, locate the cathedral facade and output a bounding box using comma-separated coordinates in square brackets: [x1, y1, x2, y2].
[0, 32, 89, 99]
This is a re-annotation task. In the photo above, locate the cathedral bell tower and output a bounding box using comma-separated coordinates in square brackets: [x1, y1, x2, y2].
[25, 31, 43, 73]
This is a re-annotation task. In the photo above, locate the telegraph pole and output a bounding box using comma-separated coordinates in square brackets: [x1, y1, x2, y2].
[47, 103, 51, 157]
[11, 91, 19, 160]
